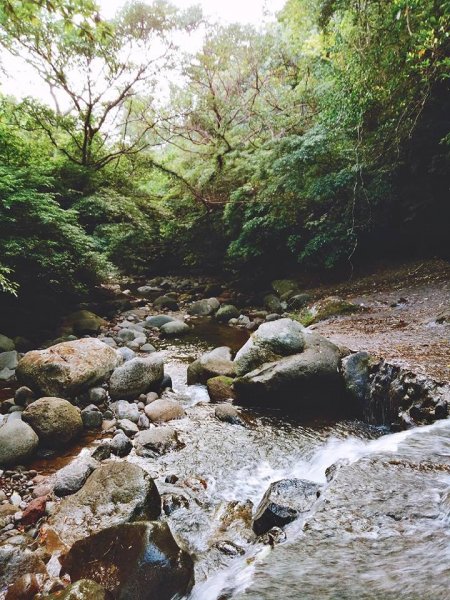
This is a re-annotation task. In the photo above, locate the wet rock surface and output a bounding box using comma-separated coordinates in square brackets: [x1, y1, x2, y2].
[61, 522, 194, 600]
[23, 397, 83, 448]
[253, 478, 321, 535]
[46, 462, 161, 546]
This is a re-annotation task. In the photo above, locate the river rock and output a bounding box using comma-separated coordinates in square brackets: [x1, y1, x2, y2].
[0, 334, 15, 352]
[187, 347, 235, 385]
[134, 427, 181, 457]
[108, 355, 164, 400]
[59, 310, 107, 337]
[215, 403, 243, 425]
[288, 293, 311, 310]
[253, 478, 321, 535]
[144, 315, 175, 329]
[44, 579, 109, 599]
[53, 457, 98, 497]
[153, 295, 179, 311]
[0, 420, 39, 466]
[22, 397, 82, 448]
[5, 573, 43, 600]
[144, 399, 185, 423]
[302, 295, 363, 325]
[16, 339, 121, 398]
[160, 320, 190, 337]
[117, 418, 139, 437]
[46, 462, 161, 547]
[140, 343, 156, 353]
[0, 351, 18, 372]
[0, 541, 47, 589]
[81, 405, 103, 429]
[188, 298, 220, 316]
[234, 330, 342, 409]
[117, 328, 140, 342]
[206, 376, 236, 403]
[263, 294, 283, 314]
[110, 400, 140, 422]
[14, 386, 35, 407]
[216, 305, 240, 323]
[110, 431, 132, 457]
[234, 318, 305, 376]
[341, 352, 371, 413]
[61, 522, 194, 600]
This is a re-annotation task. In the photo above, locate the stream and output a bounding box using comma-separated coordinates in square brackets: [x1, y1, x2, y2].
[102, 319, 450, 599]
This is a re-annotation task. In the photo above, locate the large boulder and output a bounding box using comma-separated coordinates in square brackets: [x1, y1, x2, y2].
[46, 462, 161, 547]
[153, 296, 179, 311]
[253, 478, 321, 535]
[61, 522, 194, 600]
[263, 294, 283, 314]
[187, 298, 220, 316]
[109, 355, 164, 400]
[187, 347, 235, 385]
[22, 397, 82, 448]
[16, 339, 121, 397]
[234, 318, 305, 377]
[234, 330, 342, 410]
[0, 419, 39, 466]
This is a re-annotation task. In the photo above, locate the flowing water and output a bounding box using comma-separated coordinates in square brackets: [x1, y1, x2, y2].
[40, 318, 450, 599]
[122, 320, 449, 599]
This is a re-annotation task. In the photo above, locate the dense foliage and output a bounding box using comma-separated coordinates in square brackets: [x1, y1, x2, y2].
[0, 0, 448, 304]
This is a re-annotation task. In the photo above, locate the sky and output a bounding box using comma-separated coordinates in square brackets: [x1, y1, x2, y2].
[1, 0, 286, 103]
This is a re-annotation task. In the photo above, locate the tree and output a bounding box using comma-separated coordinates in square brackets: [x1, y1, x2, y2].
[0, 0, 202, 171]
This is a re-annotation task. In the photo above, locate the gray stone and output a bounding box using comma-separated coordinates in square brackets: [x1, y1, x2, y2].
[234, 318, 305, 376]
[0, 334, 14, 352]
[54, 457, 98, 497]
[265, 313, 282, 322]
[110, 431, 132, 457]
[253, 478, 321, 535]
[91, 443, 111, 462]
[160, 320, 190, 337]
[0, 420, 39, 466]
[87, 386, 107, 405]
[144, 315, 175, 329]
[264, 294, 283, 314]
[46, 462, 161, 547]
[0, 541, 46, 589]
[0, 351, 18, 371]
[153, 296, 179, 311]
[144, 399, 185, 423]
[134, 427, 181, 457]
[16, 339, 121, 398]
[138, 413, 150, 429]
[187, 298, 220, 316]
[81, 405, 103, 429]
[22, 397, 83, 448]
[288, 293, 311, 310]
[187, 346, 235, 385]
[234, 330, 342, 409]
[140, 343, 156, 353]
[110, 400, 140, 423]
[116, 347, 136, 362]
[216, 305, 240, 323]
[117, 418, 139, 437]
[117, 328, 139, 342]
[61, 522, 194, 600]
[109, 355, 164, 400]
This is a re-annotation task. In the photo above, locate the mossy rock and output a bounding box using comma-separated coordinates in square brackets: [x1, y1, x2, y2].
[206, 376, 236, 403]
[297, 296, 364, 326]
